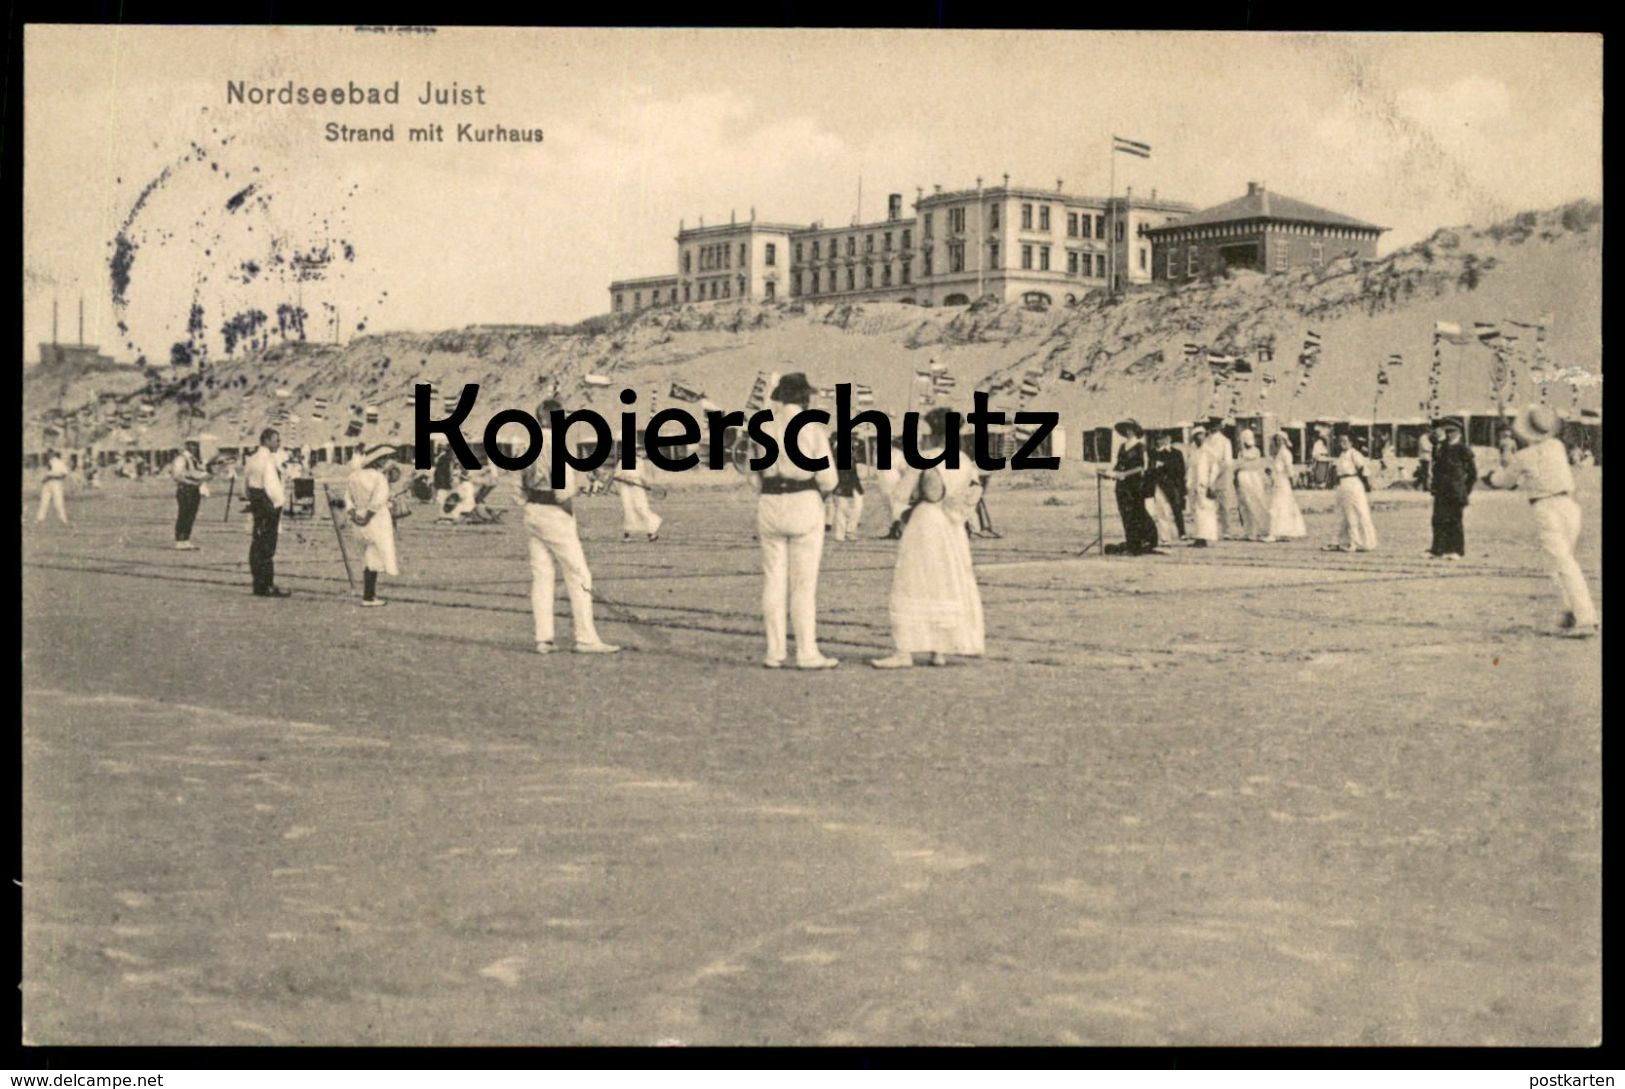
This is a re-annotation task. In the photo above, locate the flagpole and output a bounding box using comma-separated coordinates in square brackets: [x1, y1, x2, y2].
[1107, 136, 1115, 297]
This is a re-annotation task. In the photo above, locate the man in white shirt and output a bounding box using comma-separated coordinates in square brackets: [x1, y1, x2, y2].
[522, 400, 620, 654]
[170, 440, 210, 549]
[1483, 404, 1598, 637]
[35, 448, 70, 525]
[752, 372, 840, 669]
[243, 428, 290, 597]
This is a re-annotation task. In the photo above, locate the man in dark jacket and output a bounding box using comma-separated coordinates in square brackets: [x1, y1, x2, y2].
[1151, 433, 1187, 539]
[1426, 418, 1476, 559]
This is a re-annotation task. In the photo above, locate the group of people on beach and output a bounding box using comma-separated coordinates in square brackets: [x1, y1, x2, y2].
[29, 376, 1599, 650]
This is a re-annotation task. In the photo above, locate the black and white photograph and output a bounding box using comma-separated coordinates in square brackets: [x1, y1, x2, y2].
[18, 26, 1602, 1049]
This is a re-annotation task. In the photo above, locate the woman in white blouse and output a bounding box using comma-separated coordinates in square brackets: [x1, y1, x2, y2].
[1325, 432, 1378, 552]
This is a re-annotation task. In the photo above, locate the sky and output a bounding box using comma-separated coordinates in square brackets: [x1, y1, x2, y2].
[23, 27, 1602, 364]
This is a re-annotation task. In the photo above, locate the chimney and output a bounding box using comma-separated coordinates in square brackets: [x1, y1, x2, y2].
[1002, 173, 1009, 187]
[888, 193, 902, 221]
[750, 206, 756, 222]
[1057, 178, 1064, 191]
[934, 184, 942, 194]
[1151, 187, 1157, 201]
[976, 175, 983, 191]
[1247, 181, 1262, 196]
[731, 209, 736, 225]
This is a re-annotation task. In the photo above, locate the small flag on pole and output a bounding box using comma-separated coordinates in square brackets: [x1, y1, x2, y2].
[1473, 322, 1502, 342]
[365, 405, 378, 424]
[1058, 368, 1077, 382]
[1112, 135, 1151, 159]
[1387, 352, 1403, 367]
[669, 381, 704, 403]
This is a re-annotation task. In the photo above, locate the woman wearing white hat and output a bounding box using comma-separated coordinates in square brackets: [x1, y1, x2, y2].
[1233, 428, 1271, 541]
[1482, 404, 1598, 637]
[872, 408, 985, 668]
[1324, 430, 1378, 552]
[345, 444, 402, 607]
[1262, 432, 1306, 541]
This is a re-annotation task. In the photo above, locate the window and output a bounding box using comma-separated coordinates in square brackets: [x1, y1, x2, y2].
[847, 237, 856, 257]
[671, 288, 678, 303]
[949, 207, 966, 233]
[1094, 253, 1105, 277]
[1068, 251, 1078, 275]
[1094, 215, 1104, 238]
[864, 265, 874, 288]
[766, 243, 776, 267]
[862, 234, 872, 254]
[901, 261, 911, 284]
[739, 243, 746, 265]
[738, 275, 746, 295]
[846, 268, 855, 290]
[1167, 249, 1177, 278]
[950, 243, 965, 273]
[1067, 213, 1078, 237]
[812, 240, 820, 259]
[1139, 247, 1148, 271]
[989, 242, 999, 268]
[1187, 248, 1198, 276]
[1311, 242, 1323, 267]
[1275, 246, 1288, 273]
[683, 284, 691, 301]
[924, 212, 934, 237]
[989, 204, 1000, 230]
[1040, 246, 1051, 271]
[1039, 206, 1050, 231]
[884, 232, 893, 251]
[794, 243, 802, 264]
[722, 281, 730, 298]
[1080, 215, 1091, 239]
[902, 228, 912, 249]
[1021, 244, 1033, 270]
[614, 293, 623, 312]
[683, 252, 691, 273]
[634, 291, 641, 308]
[765, 281, 775, 301]
[1115, 221, 1125, 241]
[882, 265, 892, 286]
[1021, 203, 1033, 229]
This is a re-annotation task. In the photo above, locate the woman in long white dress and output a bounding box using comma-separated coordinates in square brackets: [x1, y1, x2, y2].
[873, 411, 986, 668]
[1262, 432, 1306, 541]
[345, 444, 402, 606]
[1233, 430, 1271, 541]
[1325, 432, 1379, 552]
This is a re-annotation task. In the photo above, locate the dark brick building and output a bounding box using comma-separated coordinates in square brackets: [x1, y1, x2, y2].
[1145, 182, 1386, 281]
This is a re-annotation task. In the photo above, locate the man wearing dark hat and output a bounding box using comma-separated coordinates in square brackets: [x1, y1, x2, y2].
[520, 399, 620, 654]
[1426, 417, 1476, 560]
[752, 372, 839, 668]
[1101, 419, 1159, 555]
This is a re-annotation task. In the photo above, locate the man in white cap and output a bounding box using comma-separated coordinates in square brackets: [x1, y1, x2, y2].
[1481, 404, 1598, 637]
[170, 439, 211, 549]
[345, 444, 402, 607]
[752, 372, 839, 669]
[35, 447, 70, 525]
[521, 399, 620, 654]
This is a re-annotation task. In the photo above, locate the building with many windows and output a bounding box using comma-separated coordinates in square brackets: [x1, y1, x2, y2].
[607, 178, 1195, 313]
[1145, 182, 1386, 282]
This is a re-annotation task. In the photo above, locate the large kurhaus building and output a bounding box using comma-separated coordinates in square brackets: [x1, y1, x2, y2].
[1145, 182, 1387, 281]
[609, 178, 1196, 314]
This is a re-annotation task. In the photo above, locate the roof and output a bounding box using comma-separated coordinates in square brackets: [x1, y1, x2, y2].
[1146, 186, 1386, 233]
[609, 274, 679, 289]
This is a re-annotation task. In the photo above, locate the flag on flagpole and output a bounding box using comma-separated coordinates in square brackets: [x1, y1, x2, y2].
[1473, 322, 1501, 342]
[1112, 135, 1151, 159]
[1058, 368, 1077, 382]
[1387, 352, 1403, 367]
[669, 381, 704, 403]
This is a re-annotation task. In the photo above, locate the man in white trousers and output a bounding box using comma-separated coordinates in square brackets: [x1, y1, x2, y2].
[752, 373, 839, 669]
[613, 456, 663, 542]
[521, 400, 620, 655]
[36, 448, 70, 525]
[1482, 404, 1599, 638]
